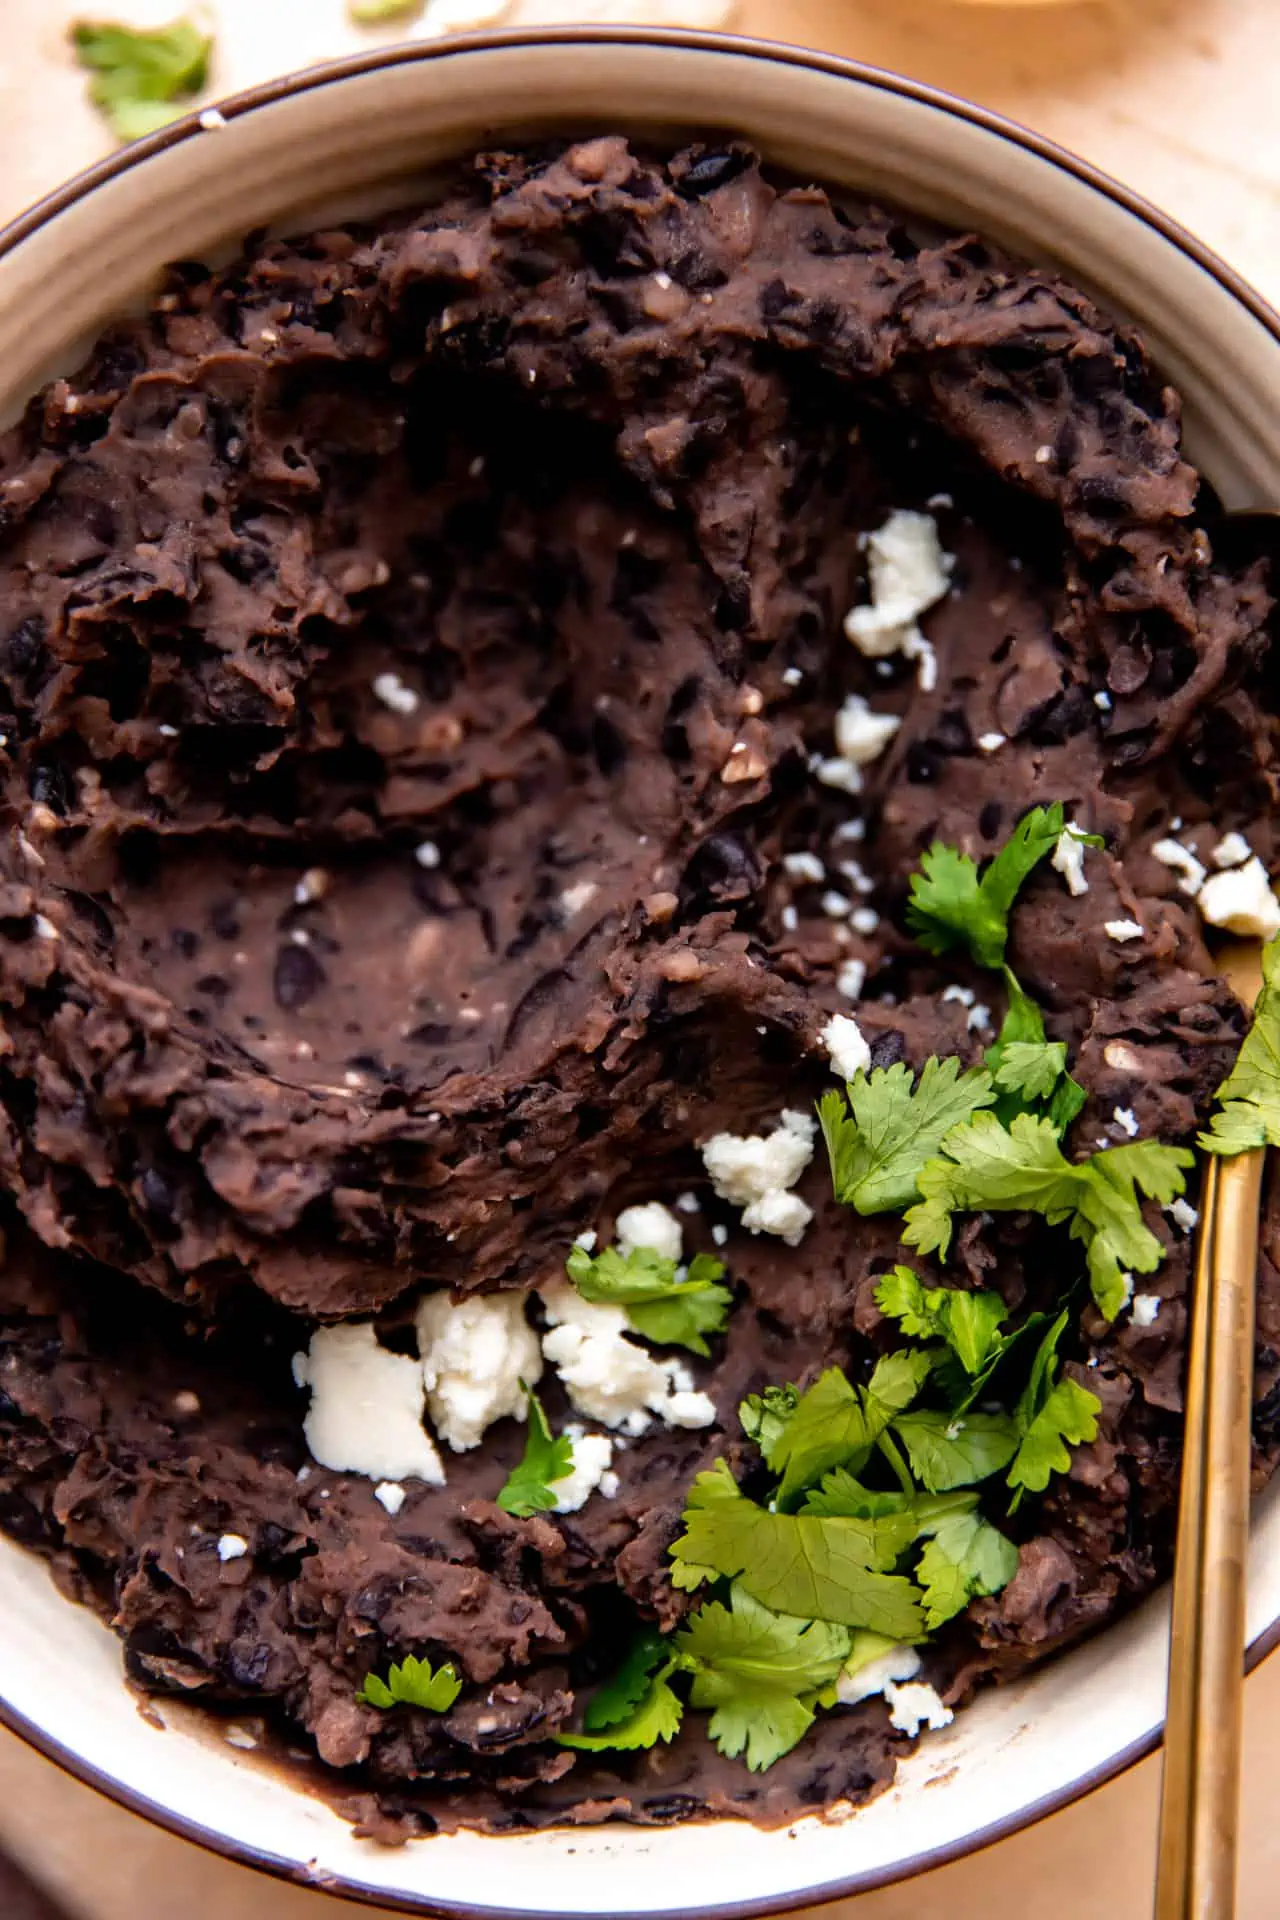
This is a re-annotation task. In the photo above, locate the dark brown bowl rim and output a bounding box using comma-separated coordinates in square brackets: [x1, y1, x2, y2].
[2, 24, 1279, 1919]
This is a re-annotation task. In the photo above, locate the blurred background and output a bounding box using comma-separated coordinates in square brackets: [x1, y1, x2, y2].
[1, 1, 1279, 1915]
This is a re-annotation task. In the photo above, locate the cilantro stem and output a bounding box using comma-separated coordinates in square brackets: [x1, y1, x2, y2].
[877, 1429, 916, 1499]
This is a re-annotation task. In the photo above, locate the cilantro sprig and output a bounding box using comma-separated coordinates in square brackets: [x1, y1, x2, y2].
[903, 1110, 1192, 1321]
[566, 1242, 732, 1356]
[358, 1654, 462, 1712]
[71, 18, 212, 143]
[818, 1057, 995, 1215]
[496, 1387, 575, 1518]
[907, 803, 1100, 970]
[1201, 934, 1280, 1154]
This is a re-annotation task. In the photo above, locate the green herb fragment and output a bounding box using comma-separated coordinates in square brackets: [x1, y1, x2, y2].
[875, 1266, 1008, 1378]
[892, 1408, 1021, 1492]
[1201, 934, 1280, 1155]
[350, 0, 422, 20]
[994, 1040, 1070, 1102]
[739, 1383, 800, 1465]
[581, 1629, 670, 1731]
[907, 804, 1098, 970]
[768, 1355, 932, 1507]
[1006, 1311, 1101, 1497]
[674, 1584, 851, 1772]
[985, 973, 1087, 1134]
[495, 1387, 574, 1519]
[670, 1461, 925, 1638]
[904, 1111, 1192, 1320]
[558, 1663, 684, 1752]
[915, 1509, 1019, 1629]
[71, 18, 212, 142]
[566, 1243, 732, 1356]
[818, 1057, 995, 1216]
[357, 1654, 462, 1712]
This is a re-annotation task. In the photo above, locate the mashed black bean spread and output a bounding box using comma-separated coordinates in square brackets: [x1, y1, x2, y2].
[1, 136, 1278, 1836]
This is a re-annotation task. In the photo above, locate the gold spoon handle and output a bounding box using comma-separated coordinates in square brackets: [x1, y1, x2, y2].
[1155, 1147, 1264, 1920]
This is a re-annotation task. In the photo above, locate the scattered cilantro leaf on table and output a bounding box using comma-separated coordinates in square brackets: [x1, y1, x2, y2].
[915, 1509, 1020, 1629]
[496, 1387, 574, 1519]
[670, 1461, 926, 1638]
[566, 1242, 732, 1356]
[559, 1663, 684, 1752]
[904, 1110, 1192, 1320]
[71, 18, 212, 143]
[907, 804, 1097, 970]
[358, 1654, 462, 1712]
[1201, 934, 1280, 1154]
[818, 1057, 995, 1215]
[674, 1585, 852, 1772]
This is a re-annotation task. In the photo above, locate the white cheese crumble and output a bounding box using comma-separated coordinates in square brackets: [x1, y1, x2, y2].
[1094, 689, 1113, 711]
[415, 839, 441, 869]
[711, 1223, 729, 1247]
[1051, 821, 1091, 897]
[292, 1324, 446, 1485]
[885, 1679, 953, 1736]
[573, 1229, 597, 1253]
[615, 1201, 683, 1264]
[836, 1641, 922, 1706]
[850, 906, 879, 936]
[559, 880, 600, 920]
[1112, 1106, 1140, 1138]
[821, 889, 853, 919]
[843, 509, 952, 688]
[833, 693, 901, 769]
[32, 914, 59, 941]
[1212, 830, 1253, 870]
[675, 1191, 701, 1215]
[374, 1482, 406, 1515]
[552, 1426, 616, 1513]
[821, 1013, 872, 1082]
[416, 1290, 542, 1452]
[977, 731, 1007, 753]
[1169, 1198, 1199, 1234]
[217, 1533, 249, 1562]
[967, 1003, 992, 1034]
[1131, 1294, 1161, 1328]
[814, 756, 864, 795]
[1105, 919, 1145, 943]
[372, 670, 420, 716]
[837, 958, 867, 1001]
[782, 666, 804, 687]
[1196, 858, 1280, 939]
[701, 1109, 816, 1247]
[1117, 1272, 1135, 1312]
[539, 1280, 716, 1435]
[942, 984, 975, 1007]
[783, 851, 825, 883]
[780, 904, 799, 932]
[1152, 837, 1207, 897]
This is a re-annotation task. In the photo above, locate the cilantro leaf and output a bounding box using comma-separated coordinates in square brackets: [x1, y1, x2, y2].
[582, 1629, 671, 1731]
[496, 1387, 575, 1519]
[1008, 1377, 1100, 1495]
[818, 1058, 995, 1215]
[915, 1510, 1019, 1628]
[904, 1111, 1192, 1320]
[892, 1408, 1020, 1492]
[357, 1654, 462, 1712]
[71, 18, 212, 143]
[907, 805, 1088, 969]
[770, 1356, 931, 1507]
[739, 1383, 800, 1465]
[566, 1243, 732, 1356]
[674, 1585, 851, 1772]
[993, 1040, 1069, 1102]
[1201, 934, 1280, 1155]
[559, 1663, 684, 1752]
[670, 1462, 925, 1638]
[875, 1267, 1007, 1378]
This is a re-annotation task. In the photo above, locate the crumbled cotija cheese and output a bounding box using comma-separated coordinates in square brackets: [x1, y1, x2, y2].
[1152, 837, 1207, 897]
[821, 1012, 872, 1081]
[1131, 1294, 1161, 1328]
[416, 1290, 542, 1452]
[615, 1201, 683, 1264]
[1196, 857, 1280, 939]
[1105, 919, 1144, 943]
[1212, 830, 1253, 870]
[700, 1109, 816, 1246]
[843, 510, 952, 689]
[836, 1642, 922, 1706]
[1051, 821, 1091, 897]
[292, 1324, 446, 1484]
[885, 1679, 953, 1736]
[539, 1281, 716, 1435]
[552, 1425, 616, 1513]
[832, 693, 901, 771]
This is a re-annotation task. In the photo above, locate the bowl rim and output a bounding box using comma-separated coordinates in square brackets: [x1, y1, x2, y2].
[2, 25, 1280, 1918]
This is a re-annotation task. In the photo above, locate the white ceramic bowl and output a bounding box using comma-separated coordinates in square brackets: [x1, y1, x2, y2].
[2, 30, 1280, 1917]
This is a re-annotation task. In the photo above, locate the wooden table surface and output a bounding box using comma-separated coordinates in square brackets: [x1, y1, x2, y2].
[2, 1, 1280, 1915]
